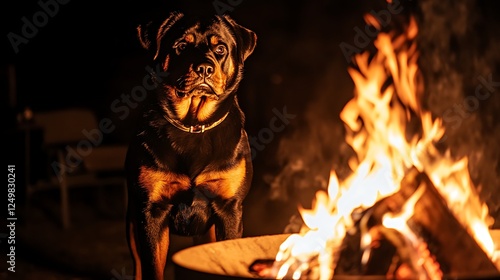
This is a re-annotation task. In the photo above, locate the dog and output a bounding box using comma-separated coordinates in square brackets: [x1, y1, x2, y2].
[124, 9, 257, 280]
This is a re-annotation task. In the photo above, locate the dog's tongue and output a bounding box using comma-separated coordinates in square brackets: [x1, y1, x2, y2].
[189, 96, 206, 116]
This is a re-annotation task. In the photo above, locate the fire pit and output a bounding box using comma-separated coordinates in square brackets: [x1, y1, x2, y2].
[172, 234, 289, 280]
[172, 234, 389, 280]
[173, 231, 500, 280]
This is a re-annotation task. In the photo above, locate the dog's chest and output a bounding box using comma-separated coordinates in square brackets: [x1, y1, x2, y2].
[139, 157, 247, 203]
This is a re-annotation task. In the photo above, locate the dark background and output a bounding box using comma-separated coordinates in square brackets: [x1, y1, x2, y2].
[2, 0, 500, 279]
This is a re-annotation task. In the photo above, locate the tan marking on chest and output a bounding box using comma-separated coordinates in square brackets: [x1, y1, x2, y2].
[194, 158, 247, 199]
[139, 166, 191, 202]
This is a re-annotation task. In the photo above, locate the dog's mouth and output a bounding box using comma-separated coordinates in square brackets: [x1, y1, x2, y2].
[175, 83, 220, 100]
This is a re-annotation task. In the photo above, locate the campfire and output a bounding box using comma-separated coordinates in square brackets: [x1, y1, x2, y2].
[249, 13, 500, 280]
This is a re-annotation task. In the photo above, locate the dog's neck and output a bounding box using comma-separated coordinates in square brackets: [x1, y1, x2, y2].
[164, 111, 229, 133]
[162, 94, 240, 133]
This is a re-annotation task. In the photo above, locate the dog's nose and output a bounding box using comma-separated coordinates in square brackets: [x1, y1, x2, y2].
[195, 63, 214, 78]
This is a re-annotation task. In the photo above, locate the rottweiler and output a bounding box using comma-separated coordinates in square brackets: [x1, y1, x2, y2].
[124, 9, 257, 280]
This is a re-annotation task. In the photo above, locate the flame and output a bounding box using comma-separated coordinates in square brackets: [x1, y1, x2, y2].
[272, 15, 499, 279]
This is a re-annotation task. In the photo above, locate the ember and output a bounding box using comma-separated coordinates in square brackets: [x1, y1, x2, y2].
[256, 11, 500, 280]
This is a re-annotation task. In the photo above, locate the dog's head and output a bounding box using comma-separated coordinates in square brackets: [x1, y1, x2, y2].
[138, 12, 257, 124]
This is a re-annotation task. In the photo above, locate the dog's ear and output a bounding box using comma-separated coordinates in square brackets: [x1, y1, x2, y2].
[223, 15, 257, 62]
[137, 21, 155, 50]
[137, 12, 184, 60]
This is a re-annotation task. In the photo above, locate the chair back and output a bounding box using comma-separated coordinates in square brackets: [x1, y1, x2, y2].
[34, 108, 99, 146]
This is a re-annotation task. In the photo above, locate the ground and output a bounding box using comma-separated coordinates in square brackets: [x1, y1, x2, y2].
[2, 169, 300, 280]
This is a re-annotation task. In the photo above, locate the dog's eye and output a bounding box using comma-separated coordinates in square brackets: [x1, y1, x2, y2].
[176, 42, 187, 52]
[214, 45, 227, 56]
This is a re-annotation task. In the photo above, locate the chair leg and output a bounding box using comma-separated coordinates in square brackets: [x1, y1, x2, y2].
[123, 180, 128, 219]
[60, 178, 70, 229]
[25, 188, 32, 226]
[57, 150, 70, 229]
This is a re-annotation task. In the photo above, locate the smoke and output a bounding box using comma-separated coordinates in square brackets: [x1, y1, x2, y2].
[265, 55, 354, 208]
[417, 0, 500, 226]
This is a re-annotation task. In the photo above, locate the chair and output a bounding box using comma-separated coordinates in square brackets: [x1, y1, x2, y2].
[28, 107, 128, 229]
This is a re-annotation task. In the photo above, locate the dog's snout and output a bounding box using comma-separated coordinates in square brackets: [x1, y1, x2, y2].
[195, 63, 214, 78]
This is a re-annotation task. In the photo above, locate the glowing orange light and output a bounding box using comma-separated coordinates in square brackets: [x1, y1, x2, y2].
[273, 14, 499, 279]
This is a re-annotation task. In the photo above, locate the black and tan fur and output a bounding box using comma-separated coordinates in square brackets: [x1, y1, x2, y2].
[125, 10, 257, 280]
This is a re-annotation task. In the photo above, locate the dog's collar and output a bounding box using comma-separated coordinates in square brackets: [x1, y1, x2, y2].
[164, 112, 229, 133]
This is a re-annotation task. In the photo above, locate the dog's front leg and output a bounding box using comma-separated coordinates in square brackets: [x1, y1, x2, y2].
[136, 206, 171, 280]
[213, 198, 244, 241]
[193, 224, 216, 245]
[126, 207, 143, 280]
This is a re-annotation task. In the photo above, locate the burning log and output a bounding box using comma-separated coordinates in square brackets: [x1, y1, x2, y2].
[250, 167, 499, 279]
[335, 167, 499, 278]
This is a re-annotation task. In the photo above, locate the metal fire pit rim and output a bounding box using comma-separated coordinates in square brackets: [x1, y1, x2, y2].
[172, 232, 500, 280]
[172, 233, 290, 280]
